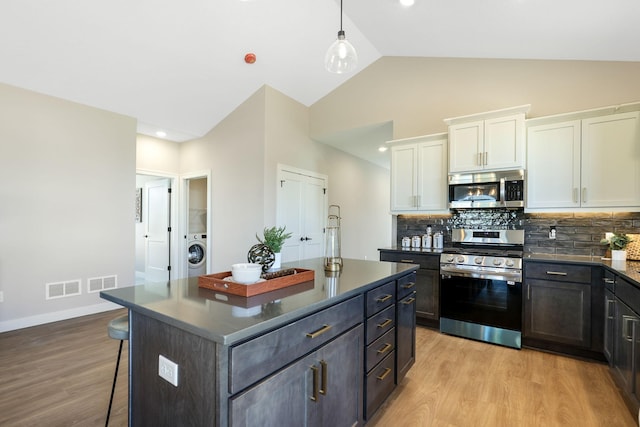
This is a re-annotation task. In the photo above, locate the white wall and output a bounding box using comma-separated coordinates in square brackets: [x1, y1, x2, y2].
[0, 83, 137, 331]
[263, 86, 391, 261]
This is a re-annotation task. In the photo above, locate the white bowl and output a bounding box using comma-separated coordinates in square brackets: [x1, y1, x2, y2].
[231, 263, 262, 284]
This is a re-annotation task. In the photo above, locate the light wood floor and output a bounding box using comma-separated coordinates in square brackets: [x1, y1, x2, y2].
[0, 311, 636, 427]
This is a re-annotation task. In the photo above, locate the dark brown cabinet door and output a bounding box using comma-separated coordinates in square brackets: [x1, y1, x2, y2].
[524, 279, 591, 348]
[396, 291, 416, 383]
[230, 325, 363, 427]
[416, 268, 439, 320]
[604, 289, 616, 364]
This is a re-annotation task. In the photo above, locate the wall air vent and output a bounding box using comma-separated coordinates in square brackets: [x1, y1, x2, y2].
[46, 279, 82, 300]
[88, 275, 118, 293]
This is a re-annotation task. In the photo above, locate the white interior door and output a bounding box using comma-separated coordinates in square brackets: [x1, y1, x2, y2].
[278, 168, 327, 263]
[145, 179, 171, 282]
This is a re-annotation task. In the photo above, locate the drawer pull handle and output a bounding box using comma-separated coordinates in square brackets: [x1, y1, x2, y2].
[546, 271, 567, 276]
[319, 360, 327, 395]
[400, 259, 414, 263]
[402, 282, 416, 289]
[306, 324, 332, 339]
[310, 365, 319, 402]
[604, 278, 615, 284]
[376, 294, 393, 303]
[377, 318, 393, 329]
[402, 297, 416, 305]
[376, 367, 392, 381]
[377, 343, 393, 355]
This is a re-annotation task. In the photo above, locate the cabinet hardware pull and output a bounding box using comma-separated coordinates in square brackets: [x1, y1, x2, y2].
[573, 188, 578, 203]
[402, 297, 416, 305]
[527, 284, 530, 300]
[605, 299, 615, 319]
[623, 315, 635, 342]
[376, 294, 393, 303]
[582, 187, 587, 203]
[306, 324, 332, 338]
[545, 271, 567, 276]
[400, 259, 414, 263]
[376, 368, 392, 381]
[402, 282, 416, 289]
[604, 278, 615, 284]
[484, 152, 488, 165]
[377, 343, 393, 354]
[477, 152, 482, 166]
[377, 318, 393, 329]
[319, 360, 327, 395]
[310, 365, 319, 402]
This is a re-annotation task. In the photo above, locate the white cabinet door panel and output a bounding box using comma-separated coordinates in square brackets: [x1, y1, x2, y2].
[581, 112, 640, 208]
[417, 140, 447, 211]
[526, 120, 581, 209]
[390, 145, 417, 211]
[449, 120, 483, 173]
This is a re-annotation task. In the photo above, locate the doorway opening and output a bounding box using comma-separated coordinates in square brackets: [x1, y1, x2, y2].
[181, 171, 211, 279]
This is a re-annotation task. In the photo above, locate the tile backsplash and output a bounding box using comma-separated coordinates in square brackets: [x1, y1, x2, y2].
[396, 211, 640, 256]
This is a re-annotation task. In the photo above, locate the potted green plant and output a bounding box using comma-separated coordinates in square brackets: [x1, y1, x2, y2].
[257, 226, 292, 269]
[601, 233, 633, 261]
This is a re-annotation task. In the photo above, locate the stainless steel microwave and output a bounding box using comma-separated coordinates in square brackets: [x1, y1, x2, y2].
[448, 170, 525, 209]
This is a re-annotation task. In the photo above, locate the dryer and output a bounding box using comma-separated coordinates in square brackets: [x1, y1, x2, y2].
[187, 233, 207, 277]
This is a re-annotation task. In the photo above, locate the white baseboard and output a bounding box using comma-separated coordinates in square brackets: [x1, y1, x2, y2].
[0, 301, 123, 333]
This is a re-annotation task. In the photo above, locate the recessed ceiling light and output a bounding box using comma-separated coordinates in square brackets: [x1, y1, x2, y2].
[378, 146, 388, 152]
[399, 0, 415, 6]
[156, 131, 167, 138]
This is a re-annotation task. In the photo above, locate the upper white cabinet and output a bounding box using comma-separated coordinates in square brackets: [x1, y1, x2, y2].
[527, 110, 640, 211]
[390, 134, 448, 213]
[445, 105, 530, 173]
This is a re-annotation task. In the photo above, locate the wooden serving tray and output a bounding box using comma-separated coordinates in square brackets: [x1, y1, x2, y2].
[198, 268, 315, 297]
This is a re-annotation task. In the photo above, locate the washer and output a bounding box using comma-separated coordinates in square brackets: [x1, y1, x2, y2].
[187, 233, 207, 277]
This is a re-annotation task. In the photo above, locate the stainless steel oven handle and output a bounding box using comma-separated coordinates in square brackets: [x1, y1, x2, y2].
[441, 268, 522, 283]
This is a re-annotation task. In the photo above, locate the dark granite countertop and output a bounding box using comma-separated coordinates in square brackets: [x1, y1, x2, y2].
[100, 258, 417, 346]
[378, 246, 443, 255]
[525, 253, 640, 287]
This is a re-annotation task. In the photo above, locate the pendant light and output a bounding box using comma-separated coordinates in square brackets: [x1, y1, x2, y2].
[325, 0, 357, 74]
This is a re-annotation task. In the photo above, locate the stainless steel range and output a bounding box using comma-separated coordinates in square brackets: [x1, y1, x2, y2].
[440, 228, 525, 349]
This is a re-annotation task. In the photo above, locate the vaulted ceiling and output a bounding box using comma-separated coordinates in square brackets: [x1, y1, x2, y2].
[1, 0, 638, 149]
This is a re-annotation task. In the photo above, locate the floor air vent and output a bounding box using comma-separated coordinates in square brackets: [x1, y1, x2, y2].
[88, 275, 118, 293]
[46, 280, 82, 300]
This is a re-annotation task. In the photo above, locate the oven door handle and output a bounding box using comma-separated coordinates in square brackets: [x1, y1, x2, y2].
[441, 268, 522, 283]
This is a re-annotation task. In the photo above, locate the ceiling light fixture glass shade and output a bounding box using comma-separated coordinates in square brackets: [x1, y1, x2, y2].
[325, 0, 357, 74]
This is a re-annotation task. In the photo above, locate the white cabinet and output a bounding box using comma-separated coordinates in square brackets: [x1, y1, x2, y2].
[527, 111, 640, 210]
[389, 134, 448, 213]
[445, 106, 529, 173]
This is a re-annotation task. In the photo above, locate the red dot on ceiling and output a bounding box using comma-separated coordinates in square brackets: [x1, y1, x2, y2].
[244, 53, 256, 64]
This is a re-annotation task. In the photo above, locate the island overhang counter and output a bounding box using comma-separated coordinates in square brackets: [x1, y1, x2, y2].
[100, 257, 418, 426]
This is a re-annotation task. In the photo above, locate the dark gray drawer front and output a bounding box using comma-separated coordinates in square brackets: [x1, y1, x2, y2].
[365, 352, 395, 419]
[366, 281, 396, 317]
[380, 251, 439, 270]
[617, 277, 640, 314]
[229, 295, 363, 394]
[366, 305, 395, 345]
[397, 272, 417, 300]
[365, 328, 395, 372]
[525, 262, 592, 283]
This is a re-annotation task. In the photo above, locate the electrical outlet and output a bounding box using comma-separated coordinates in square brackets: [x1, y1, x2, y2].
[158, 355, 179, 387]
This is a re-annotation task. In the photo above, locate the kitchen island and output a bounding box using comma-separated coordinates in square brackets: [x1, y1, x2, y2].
[100, 258, 418, 426]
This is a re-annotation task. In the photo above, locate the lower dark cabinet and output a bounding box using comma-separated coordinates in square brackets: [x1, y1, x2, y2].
[396, 290, 416, 384]
[230, 325, 364, 427]
[416, 268, 439, 322]
[379, 250, 440, 327]
[524, 278, 592, 348]
[604, 288, 616, 364]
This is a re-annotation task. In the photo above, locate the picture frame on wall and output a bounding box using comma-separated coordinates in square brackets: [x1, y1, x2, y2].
[135, 187, 142, 222]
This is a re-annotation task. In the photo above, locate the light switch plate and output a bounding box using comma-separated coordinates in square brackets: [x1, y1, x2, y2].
[158, 355, 179, 387]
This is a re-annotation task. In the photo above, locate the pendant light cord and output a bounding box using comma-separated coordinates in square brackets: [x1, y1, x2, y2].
[340, 0, 343, 32]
